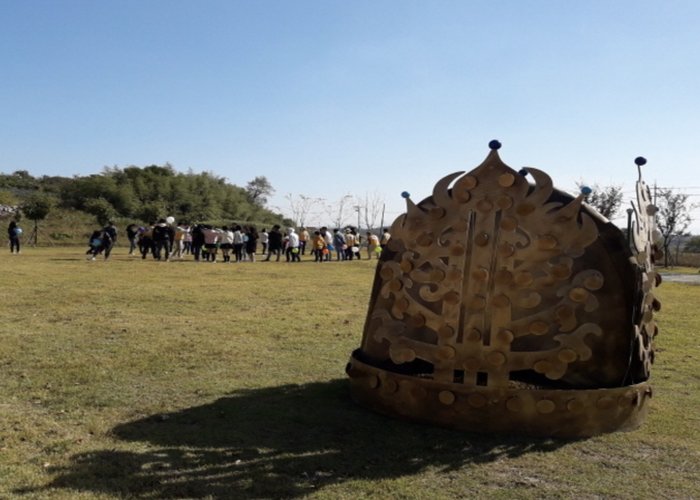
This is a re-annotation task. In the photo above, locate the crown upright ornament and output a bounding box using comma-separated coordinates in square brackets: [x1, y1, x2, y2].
[346, 142, 661, 437]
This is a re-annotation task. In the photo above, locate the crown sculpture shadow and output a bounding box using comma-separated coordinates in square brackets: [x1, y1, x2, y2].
[38, 380, 573, 498]
[347, 141, 661, 438]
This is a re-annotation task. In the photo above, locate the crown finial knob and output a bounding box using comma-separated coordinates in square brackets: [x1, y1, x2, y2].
[489, 140, 502, 150]
[401, 191, 411, 199]
[635, 156, 647, 166]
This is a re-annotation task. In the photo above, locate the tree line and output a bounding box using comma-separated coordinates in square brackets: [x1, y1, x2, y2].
[0, 166, 288, 230]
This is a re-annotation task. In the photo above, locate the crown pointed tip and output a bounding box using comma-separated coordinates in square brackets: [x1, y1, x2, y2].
[401, 191, 411, 199]
[488, 140, 502, 151]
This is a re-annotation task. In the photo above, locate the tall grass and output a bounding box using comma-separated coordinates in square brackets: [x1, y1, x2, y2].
[1, 247, 699, 499]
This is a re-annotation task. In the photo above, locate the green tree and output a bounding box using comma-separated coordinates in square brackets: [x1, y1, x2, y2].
[246, 176, 274, 206]
[84, 198, 117, 226]
[112, 186, 137, 216]
[137, 201, 167, 224]
[52, 163, 286, 226]
[684, 236, 700, 253]
[0, 170, 39, 191]
[577, 183, 624, 219]
[20, 193, 54, 245]
[655, 188, 694, 267]
[0, 189, 18, 206]
[59, 175, 117, 210]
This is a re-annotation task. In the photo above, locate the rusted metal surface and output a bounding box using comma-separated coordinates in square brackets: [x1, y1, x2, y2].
[348, 143, 661, 437]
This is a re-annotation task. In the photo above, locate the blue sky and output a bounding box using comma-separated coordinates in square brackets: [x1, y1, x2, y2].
[2, 0, 699, 231]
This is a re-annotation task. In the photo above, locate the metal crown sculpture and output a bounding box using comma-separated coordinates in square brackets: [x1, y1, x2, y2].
[347, 141, 661, 437]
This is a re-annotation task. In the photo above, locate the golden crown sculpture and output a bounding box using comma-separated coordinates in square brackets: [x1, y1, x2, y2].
[347, 141, 661, 438]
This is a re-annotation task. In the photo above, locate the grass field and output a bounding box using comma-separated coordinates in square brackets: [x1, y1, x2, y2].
[1, 247, 699, 499]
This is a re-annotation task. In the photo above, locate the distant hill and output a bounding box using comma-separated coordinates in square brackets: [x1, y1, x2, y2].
[0, 166, 291, 246]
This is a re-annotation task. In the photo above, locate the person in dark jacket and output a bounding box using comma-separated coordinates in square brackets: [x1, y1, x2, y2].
[138, 225, 154, 259]
[8, 220, 21, 254]
[191, 224, 205, 261]
[126, 223, 139, 255]
[86, 226, 115, 260]
[264, 225, 283, 261]
[245, 225, 259, 262]
[152, 219, 172, 261]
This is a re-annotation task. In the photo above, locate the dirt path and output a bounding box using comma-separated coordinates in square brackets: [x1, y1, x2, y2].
[660, 273, 700, 285]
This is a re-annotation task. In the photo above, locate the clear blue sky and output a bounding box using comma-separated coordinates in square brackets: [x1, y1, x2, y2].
[2, 0, 699, 231]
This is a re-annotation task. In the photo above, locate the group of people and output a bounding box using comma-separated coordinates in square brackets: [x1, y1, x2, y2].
[86, 220, 391, 263]
[308, 227, 387, 262]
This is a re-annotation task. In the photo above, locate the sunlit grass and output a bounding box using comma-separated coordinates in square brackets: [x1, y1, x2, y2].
[658, 265, 700, 275]
[1, 247, 699, 499]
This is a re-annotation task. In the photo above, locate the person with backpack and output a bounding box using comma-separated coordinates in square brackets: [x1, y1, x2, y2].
[86, 229, 103, 260]
[86, 226, 115, 261]
[8, 220, 21, 254]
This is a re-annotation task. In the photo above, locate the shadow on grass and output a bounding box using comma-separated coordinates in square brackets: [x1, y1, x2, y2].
[39, 379, 575, 498]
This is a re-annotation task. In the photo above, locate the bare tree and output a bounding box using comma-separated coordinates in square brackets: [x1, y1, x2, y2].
[325, 194, 354, 229]
[359, 191, 385, 231]
[576, 182, 624, 219]
[284, 193, 323, 228]
[655, 188, 694, 267]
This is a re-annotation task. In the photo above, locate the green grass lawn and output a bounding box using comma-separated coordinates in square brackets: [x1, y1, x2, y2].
[1, 247, 699, 499]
